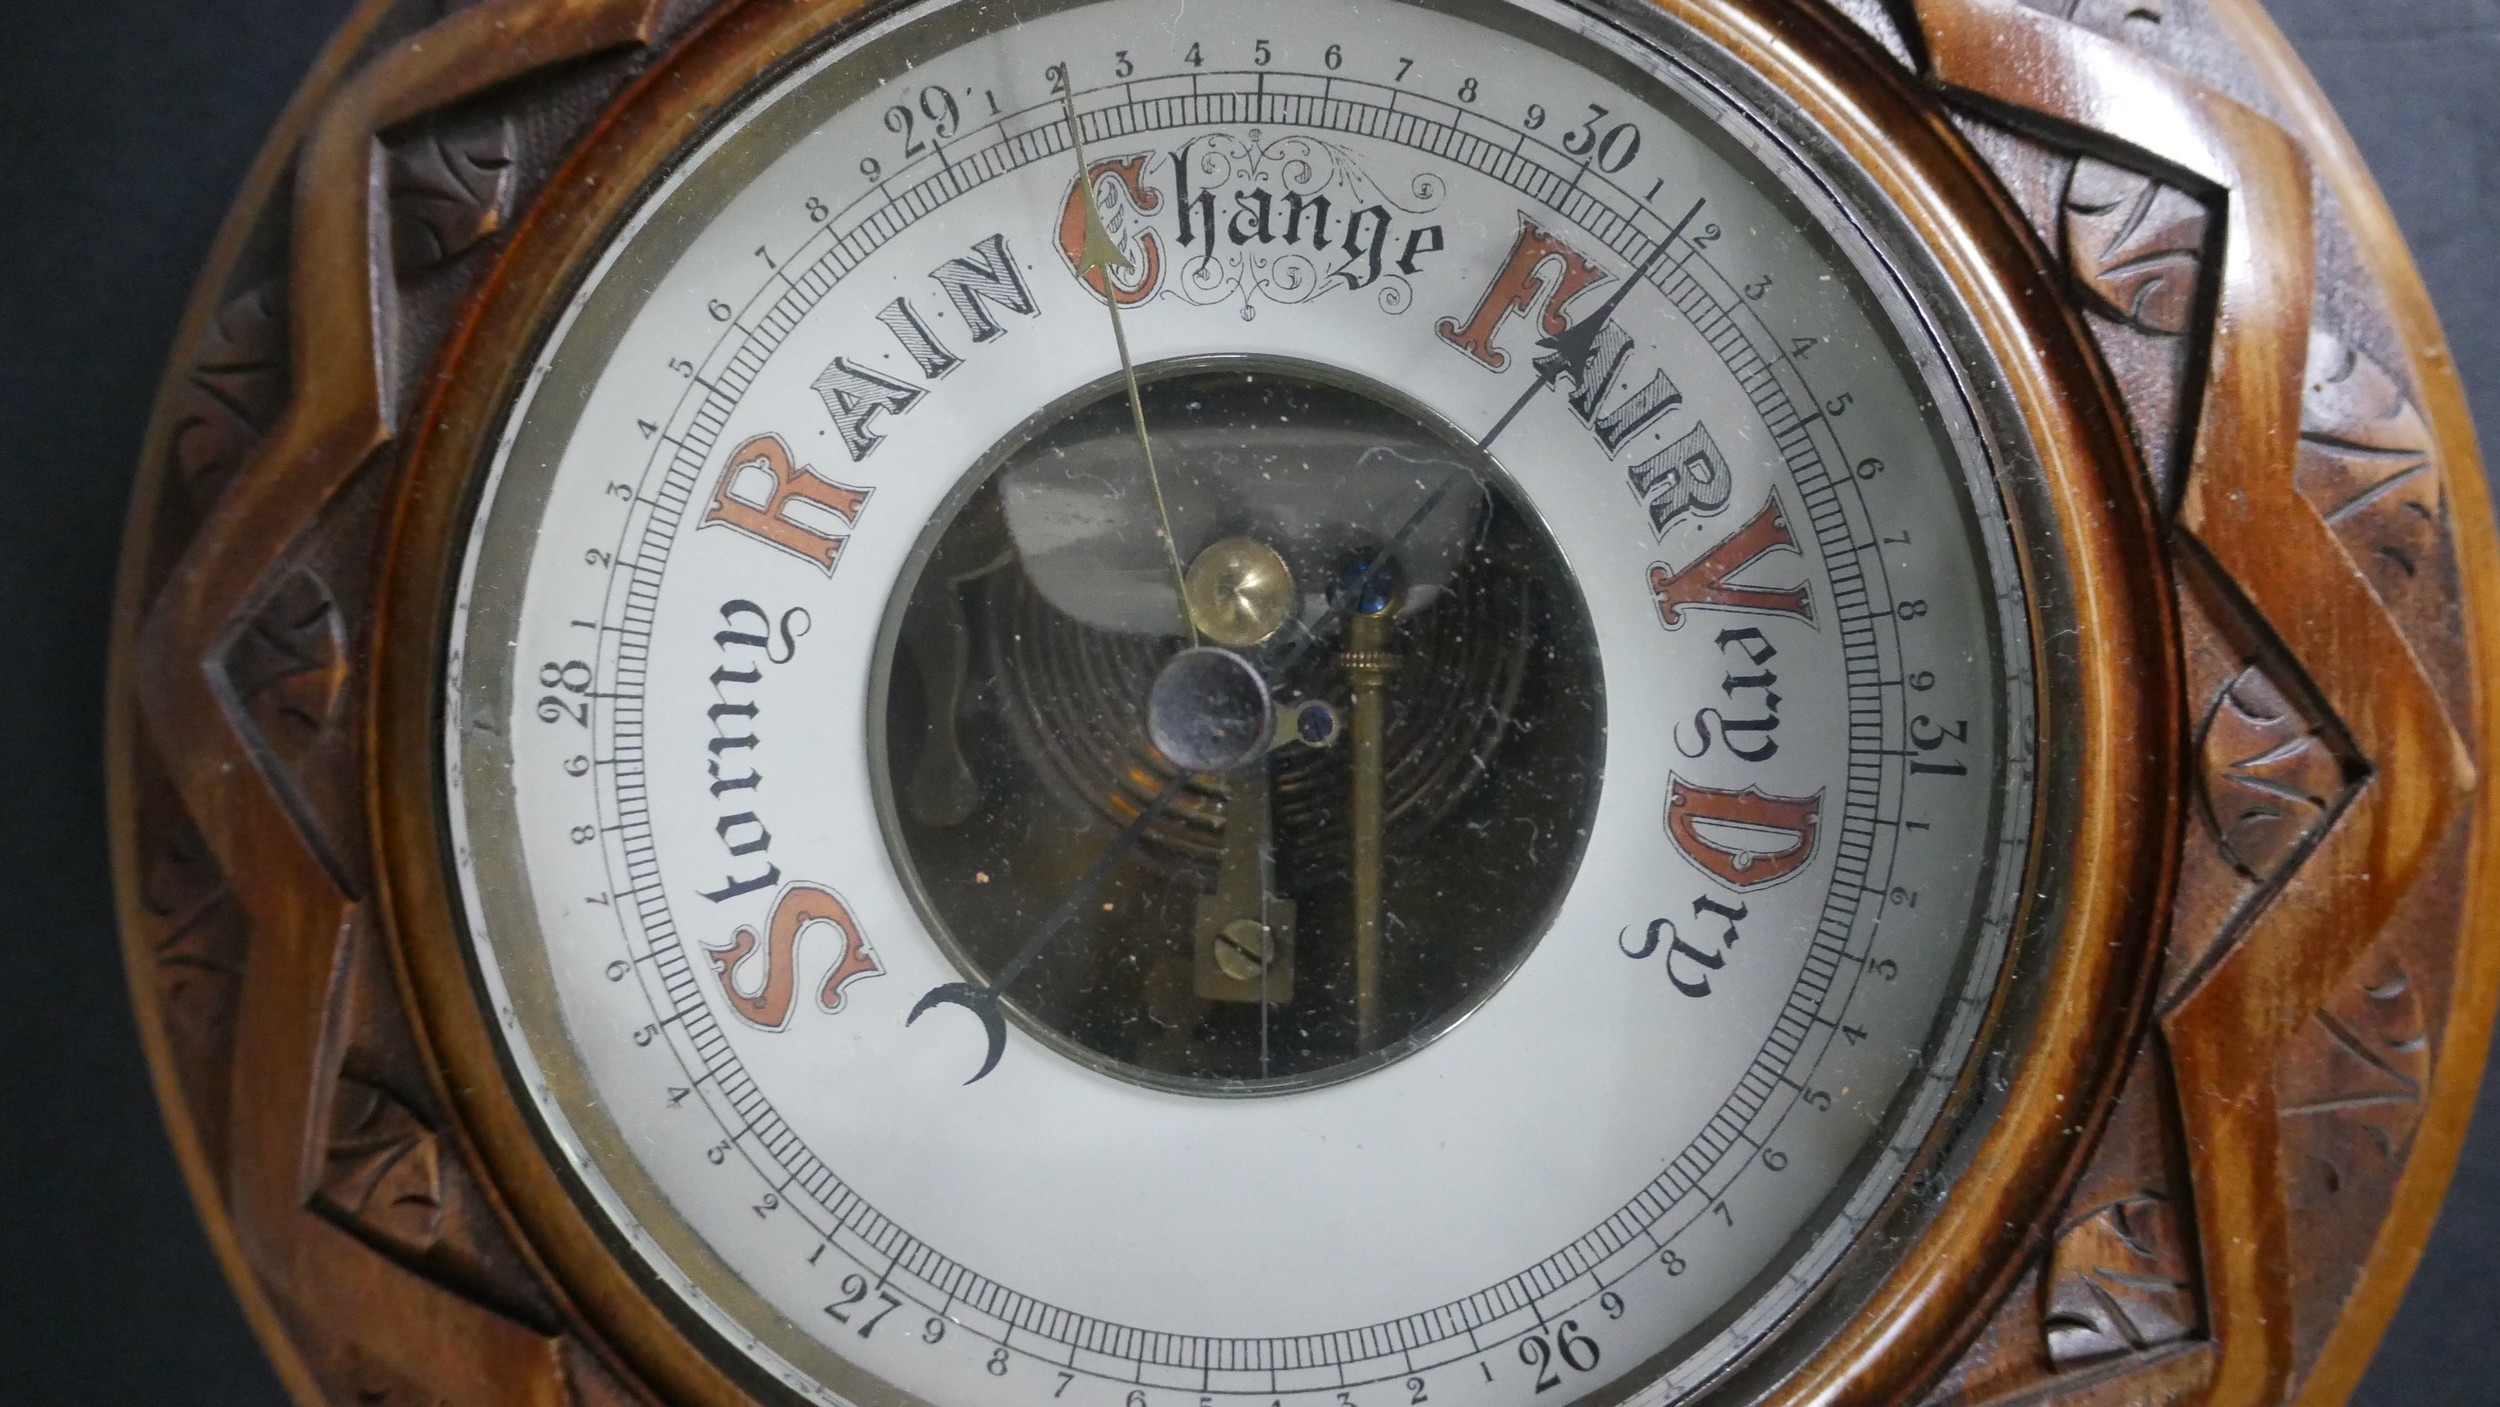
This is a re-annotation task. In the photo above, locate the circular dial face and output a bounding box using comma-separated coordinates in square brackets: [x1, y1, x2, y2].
[444, 0, 2037, 1403]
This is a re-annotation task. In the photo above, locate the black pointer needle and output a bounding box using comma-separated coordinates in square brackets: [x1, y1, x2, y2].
[1474, 195, 1709, 452]
[909, 780, 1186, 1084]
[1289, 197, 1710, 664]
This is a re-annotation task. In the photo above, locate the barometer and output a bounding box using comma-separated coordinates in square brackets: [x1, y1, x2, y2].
[109, 2, 2500, 1406]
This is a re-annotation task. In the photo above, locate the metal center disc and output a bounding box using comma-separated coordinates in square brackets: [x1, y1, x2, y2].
[1146, 646, 1274, 775]
[1185, 537, 1297, 647]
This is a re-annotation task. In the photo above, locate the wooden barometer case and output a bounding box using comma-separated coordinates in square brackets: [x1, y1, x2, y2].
[108, 1, 2497, 1405]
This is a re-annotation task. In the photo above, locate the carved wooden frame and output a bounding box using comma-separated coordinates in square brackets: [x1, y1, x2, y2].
[377, 2, 2171, 1403]
[106, 2, 2497, 1407]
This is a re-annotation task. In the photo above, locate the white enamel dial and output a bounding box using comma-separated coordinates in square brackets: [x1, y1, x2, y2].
[443, 1, 2037, 1404]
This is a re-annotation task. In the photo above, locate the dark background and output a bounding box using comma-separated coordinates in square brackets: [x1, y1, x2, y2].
[1, 0, 2492, 1401]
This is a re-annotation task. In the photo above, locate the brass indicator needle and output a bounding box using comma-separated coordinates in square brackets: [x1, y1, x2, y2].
[911, 97, 1211, 1087]
[1063, 91, 1197, 644]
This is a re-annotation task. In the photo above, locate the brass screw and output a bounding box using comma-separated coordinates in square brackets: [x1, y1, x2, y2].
[1213, 918, 1274, 982]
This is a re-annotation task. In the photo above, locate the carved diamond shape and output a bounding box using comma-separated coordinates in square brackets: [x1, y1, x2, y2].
[2164, 550, 2373, 1010]
[2062, 155, 2209, 335]
[387, 112, 518, 273]
[2186, 583, 2365, 890]
[224, 566, 349, 764]
[2044, 1194, 2200, 1367]
[2198, 664, 2352, 882]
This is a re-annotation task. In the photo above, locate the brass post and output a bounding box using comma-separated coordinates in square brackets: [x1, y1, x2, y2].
[1343, 604, 1398, 1050]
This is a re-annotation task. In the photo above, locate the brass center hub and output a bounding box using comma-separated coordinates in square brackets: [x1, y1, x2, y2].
[1184, 536, 1297, 647]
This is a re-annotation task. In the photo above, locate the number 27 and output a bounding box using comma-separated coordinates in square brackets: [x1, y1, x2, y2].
[824, 1275, 902, 1338]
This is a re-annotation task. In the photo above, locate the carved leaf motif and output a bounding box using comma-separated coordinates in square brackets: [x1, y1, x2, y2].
[2037, 1046, 2203, 1375]
[316, 1072, 448, 1257]
[2197, 663, 2352, 882]
[2298, 332, 2446, 603]
[2061, 157, 2209, 335]
[2280, 957, 2430, 1175]
[388, 114, 517, 272]
[2266, 827, 2463, 1373]
[2270, 958, 2433, 1371]
[223, 567, 350, 763]
[167, 281, 286, 510]
[311, 915, 560, 1328]
[141, 791, 230, 933]
[139, 790, 250, 1175]
[145, 811, 249, 1041]
[2043, 1194, 2199, 1367]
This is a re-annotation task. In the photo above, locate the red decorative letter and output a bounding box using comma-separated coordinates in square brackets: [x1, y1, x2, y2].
[703, 882, 882, 1031]
[1057, 155, 1163, 306]
[1649, 497, 1814, 628]
[1664, 778, 1823, 890]
[702, 433, 870, 575]
[1435, 216, 1607, 371]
